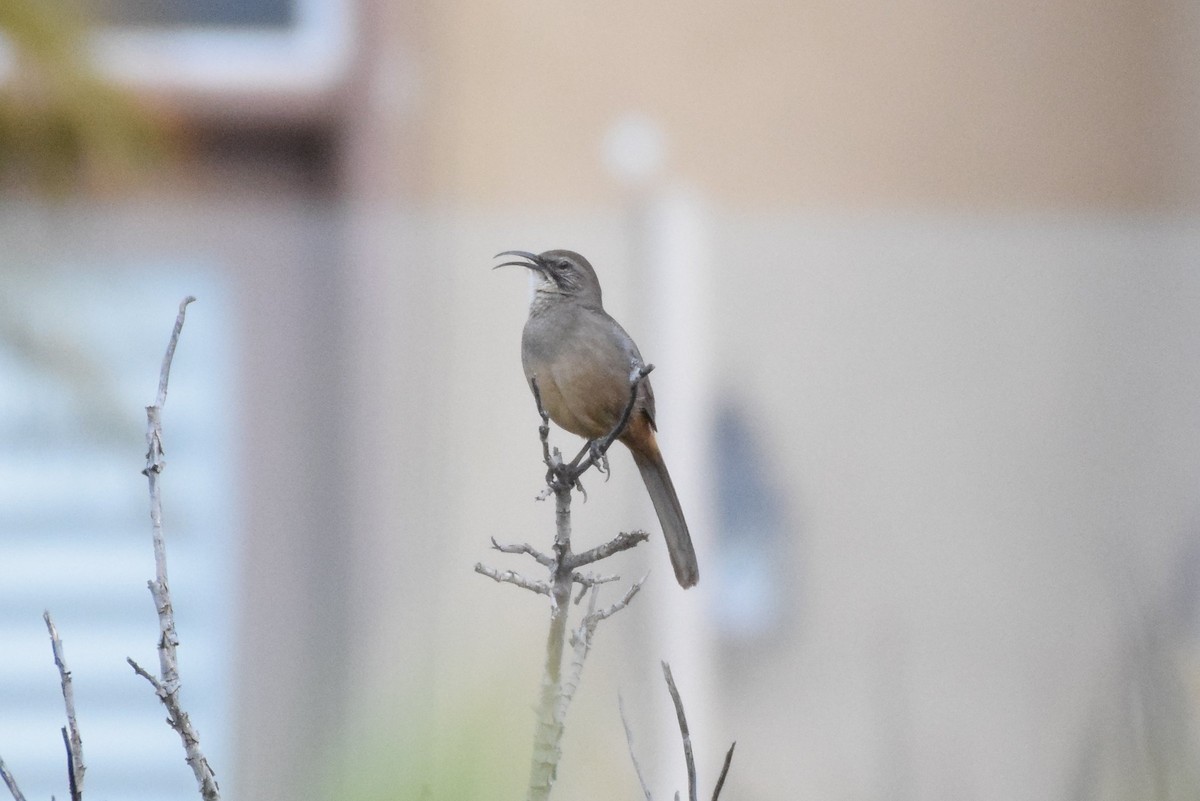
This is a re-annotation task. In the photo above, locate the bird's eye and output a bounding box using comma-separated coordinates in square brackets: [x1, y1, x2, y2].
[555, 261, 570, 271]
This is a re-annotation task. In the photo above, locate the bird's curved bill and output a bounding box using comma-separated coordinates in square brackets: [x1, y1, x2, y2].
[493, 250, 545, 271]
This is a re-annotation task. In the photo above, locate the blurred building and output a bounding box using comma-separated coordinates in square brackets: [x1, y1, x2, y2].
[2, 1, 1200, 800]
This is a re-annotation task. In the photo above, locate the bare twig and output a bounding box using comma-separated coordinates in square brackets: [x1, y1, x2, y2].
[43, 612, 83, 800]
[128, 296, 220, 801]
[583, 577, 645, 629]
[662, 662, 697, 801]
[558, 577, 646, 729]
[618, 695, 653, 801]
[126, 656, 163, 691]
[711, 742, 736, 801]
[567, 530, 650, 569]
[558, 587, 601, 721]
[571, 572, 620, 604]
[572, 572, 620, 589]
[474, 563, 551, 595]
[491, 537, 555, 567]
[623, 663, 736, 800]
[58, 729, 77, 801]
[0, 755, 27, 801]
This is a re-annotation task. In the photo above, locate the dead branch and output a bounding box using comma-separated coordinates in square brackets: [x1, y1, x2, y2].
[619, 694, 653, 801]
[126, 296, 220, 801]
[474, 563, 551, 595]
[490, 537, 555, 567]
[711, 742, 736, 801]
[662, 662, 697, 801]
[621, 664, 737, 801]
[43, 612, 83, 800]
[0, 755, 27, 801]
[567, 530, 650, 569]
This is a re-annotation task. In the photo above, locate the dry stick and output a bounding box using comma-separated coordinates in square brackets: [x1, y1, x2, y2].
[526, 479, 575, 801]
[662, 662, 697, 801]
[710, 742, 736, 801]
[44, 612, 83, 800]
[0, 756, 27, 801]
[474, 563, 551, 596]
[561, 577, 647, 724]
[568, 530, 650, 569]
[58, 729, 77, 801]
[124, 296, 220, 801]
[520, 368, 652, 801]
[618, 694, 653, 801]
[621, 672, 736, 801]
[490, 538, 555, 567]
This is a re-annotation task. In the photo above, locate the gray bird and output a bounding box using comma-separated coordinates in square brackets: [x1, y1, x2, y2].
[496, 249, 699, 588]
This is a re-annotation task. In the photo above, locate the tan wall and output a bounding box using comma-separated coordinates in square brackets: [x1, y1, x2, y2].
[405, 0, 1198, 210]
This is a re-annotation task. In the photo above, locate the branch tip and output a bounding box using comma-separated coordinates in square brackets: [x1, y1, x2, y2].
[662, 661, 698, 801]
[711, 742, 736, 801]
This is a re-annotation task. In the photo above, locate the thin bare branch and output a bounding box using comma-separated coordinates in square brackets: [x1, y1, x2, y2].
[490, 537, 554, 567]
[662, 661, 697, 801]
[559, 587, 601, 717]
[571, 572, 620, 604]
[155, 296, 196, 408]
[711, 742, 736, 801]
[58, 729, 78, 801]
[567, 530, 650, 569]
[0, 755, 27, 801]
[572, 572, 620, 588]
[618, 694, 653, 801]
[43, 612, 83, 800]
[474, 563, 551, 595]
[583, 576, 645, 629]
[126, 657, 165, 693]
[130, 297, 220, 801]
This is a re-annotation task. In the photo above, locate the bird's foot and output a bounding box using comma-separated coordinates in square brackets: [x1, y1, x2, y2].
[589, 440, 611, 481]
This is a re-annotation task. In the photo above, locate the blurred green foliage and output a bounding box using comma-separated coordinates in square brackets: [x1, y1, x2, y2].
[322, 691, 529, 801]
[0, 0, 164, 192]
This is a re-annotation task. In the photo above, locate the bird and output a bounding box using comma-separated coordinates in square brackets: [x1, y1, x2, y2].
[495, 249, 699, 588]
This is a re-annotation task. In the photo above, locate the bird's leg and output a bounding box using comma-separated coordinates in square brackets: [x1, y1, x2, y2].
[573, 362, 655, 480]
[566, 438, 610, 483]
[568, 439, 592, 470]
[565, 438, 601, 471]
[529, 375, 555, 470]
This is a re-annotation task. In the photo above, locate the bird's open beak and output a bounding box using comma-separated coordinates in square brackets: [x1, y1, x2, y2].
[493, 250, 546, 273]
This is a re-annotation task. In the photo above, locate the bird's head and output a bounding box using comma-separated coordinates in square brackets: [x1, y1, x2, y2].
[494, 249, 603, 307]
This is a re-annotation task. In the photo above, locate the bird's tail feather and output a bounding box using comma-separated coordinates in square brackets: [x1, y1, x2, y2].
[632, 446, 699, 589]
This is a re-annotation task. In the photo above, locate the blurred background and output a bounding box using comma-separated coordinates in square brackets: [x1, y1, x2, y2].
[2, 0, 1200, 799]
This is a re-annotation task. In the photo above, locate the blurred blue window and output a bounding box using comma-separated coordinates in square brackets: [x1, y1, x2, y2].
[712, 403, 792, 640]
[0, 269, 234, 801]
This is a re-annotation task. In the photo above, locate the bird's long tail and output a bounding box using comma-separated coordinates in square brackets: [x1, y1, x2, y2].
[631, 443, 699, 588]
